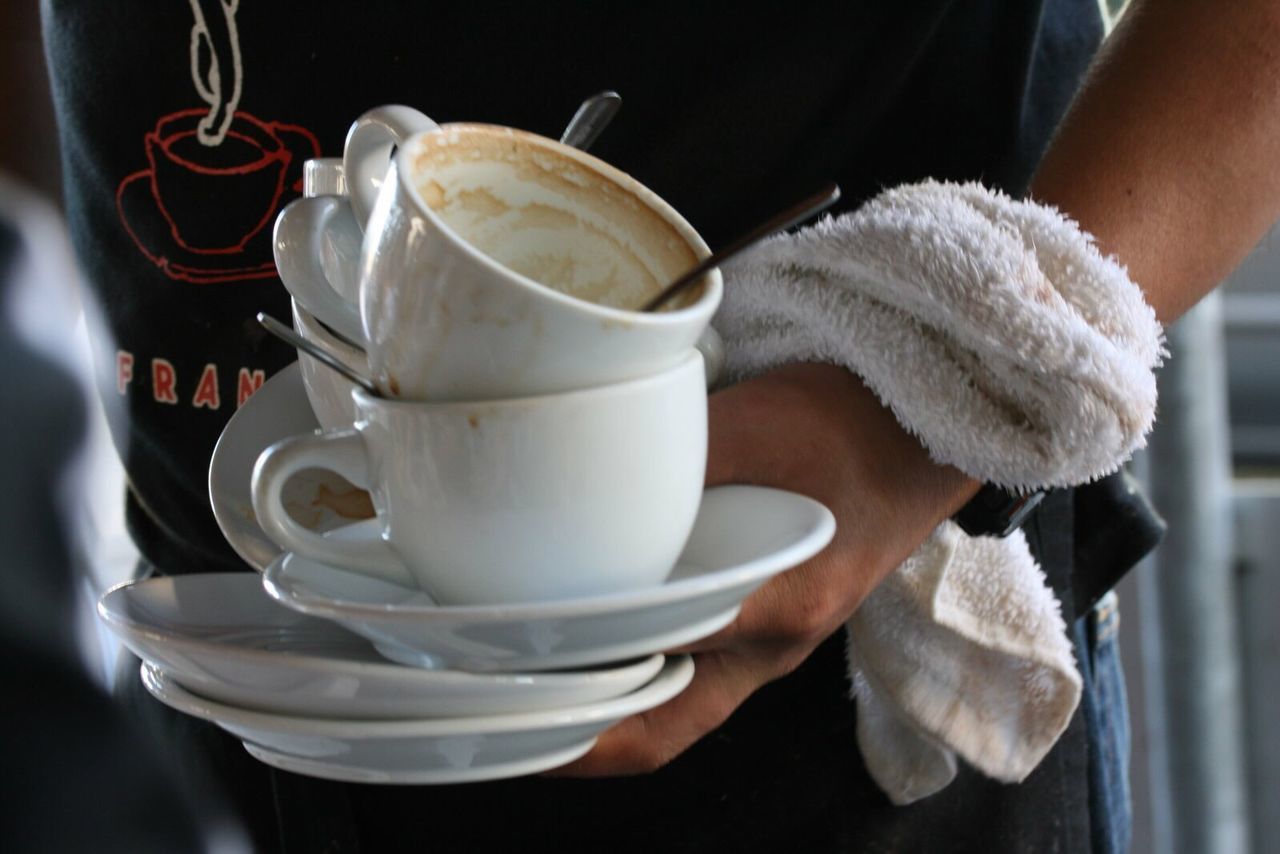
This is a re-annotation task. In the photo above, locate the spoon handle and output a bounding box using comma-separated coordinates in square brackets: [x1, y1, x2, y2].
[639, 183, 842, 313]
[560, 91, 623, 151]
[257, 312, 380, 396]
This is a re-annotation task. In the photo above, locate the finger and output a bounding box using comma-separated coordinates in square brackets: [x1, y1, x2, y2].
[545, 651, 759, 777]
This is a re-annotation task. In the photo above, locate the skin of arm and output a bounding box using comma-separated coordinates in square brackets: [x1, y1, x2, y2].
[559, 0, 1280, 775]
[1030, 0, 1280, 323]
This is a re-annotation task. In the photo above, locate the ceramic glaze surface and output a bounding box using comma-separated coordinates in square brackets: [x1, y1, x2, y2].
[262, 485, 836, 671]
[253, 351, 708, 603]
[276, 105, 721, 401]
[99, 573, 664, 718]
[141, 656, 694, 783]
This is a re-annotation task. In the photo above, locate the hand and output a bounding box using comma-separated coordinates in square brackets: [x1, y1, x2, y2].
[552, 362, 978, 776]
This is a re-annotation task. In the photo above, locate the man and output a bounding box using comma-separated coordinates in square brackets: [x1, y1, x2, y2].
[40, 0, 1279, 850]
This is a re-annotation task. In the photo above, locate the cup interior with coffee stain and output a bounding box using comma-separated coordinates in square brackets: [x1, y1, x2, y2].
[354, 121, 722, 401]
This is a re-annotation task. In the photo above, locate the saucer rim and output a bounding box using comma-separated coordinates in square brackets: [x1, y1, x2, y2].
[369, 605, 738, 673]
[242, 737, 597, 785]
[140, 655, 695, 738]
[262, 484, 836, 623]
[99, 572, 664, 687]
[208, 361, 312, 572]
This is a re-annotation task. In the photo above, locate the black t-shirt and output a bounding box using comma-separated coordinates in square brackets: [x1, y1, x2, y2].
[43, 2, 1105, 851]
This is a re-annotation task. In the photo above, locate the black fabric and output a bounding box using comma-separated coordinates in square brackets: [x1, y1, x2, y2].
[41, 1, 1112, 850]
[1072, 470, 1166, 615]
[0, 216, 208, 853]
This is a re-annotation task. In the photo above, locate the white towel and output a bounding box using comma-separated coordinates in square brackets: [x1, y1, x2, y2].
[715, 180, 1163, 804]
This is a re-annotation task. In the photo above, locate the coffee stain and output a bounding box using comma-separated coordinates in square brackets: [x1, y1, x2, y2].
[600, 316, 635, 331]
[420, 179, 447, 209]
[312, 482, 376, 520]
[408, 124, 704, 310]
[455, 186, 511, 218]
[513, 203, 578, 232]
[283, 501, 323, 529]
[506, 251, 584, 297]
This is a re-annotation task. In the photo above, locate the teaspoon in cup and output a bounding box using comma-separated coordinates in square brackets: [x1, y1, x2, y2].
[257, 312, 380, 396]
[639, 184, 842, 313]
[560, 91, 623, 151]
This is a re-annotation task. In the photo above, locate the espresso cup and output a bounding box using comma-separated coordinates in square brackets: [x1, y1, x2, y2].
[251, 350, 707, 605]
[276, 107, 722, 401]
[276, 107, 437, 345]
[292, 298, 364, 430]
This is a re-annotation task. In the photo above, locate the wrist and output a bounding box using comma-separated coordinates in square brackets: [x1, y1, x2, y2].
[750, 363, 979, 563]
[952, 484, 1044, 537]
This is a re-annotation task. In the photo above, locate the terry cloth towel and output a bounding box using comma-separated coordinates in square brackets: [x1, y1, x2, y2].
[715, 180, 1164, 804]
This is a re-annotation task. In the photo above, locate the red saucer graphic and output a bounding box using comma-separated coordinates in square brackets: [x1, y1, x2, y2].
[117, 109, 321, 284]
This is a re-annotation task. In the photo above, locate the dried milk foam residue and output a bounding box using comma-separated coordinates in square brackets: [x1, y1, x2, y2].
[414, 128, 699, 310]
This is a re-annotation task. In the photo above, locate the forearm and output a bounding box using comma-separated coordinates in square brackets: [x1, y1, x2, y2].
[1030, 0, 1280, 324]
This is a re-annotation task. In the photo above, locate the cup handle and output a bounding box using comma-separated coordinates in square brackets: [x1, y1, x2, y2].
[273, 196, 366, 344]
[251, 429, 415, 586]
[343, 105, 440, 227]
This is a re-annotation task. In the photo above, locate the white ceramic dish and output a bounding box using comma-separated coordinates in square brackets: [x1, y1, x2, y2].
[253, 350, 707, 604]
[263, 484, 836, 671]
[140, 656, 694, 784]
[293, 298, 363, 430]
[99, 573, 663, 718]
[209, 361, 373, 572]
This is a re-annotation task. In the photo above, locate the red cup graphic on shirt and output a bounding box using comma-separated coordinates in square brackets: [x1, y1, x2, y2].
[118, 109, 321, 284]
[116, 0, 320, 283]
[146, 110, 292, 253]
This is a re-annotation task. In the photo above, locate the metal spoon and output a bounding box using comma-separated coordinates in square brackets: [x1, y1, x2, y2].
[639, 183, 842, 313]
[257, 312, 380, 395]
[560, 91, 622, 150]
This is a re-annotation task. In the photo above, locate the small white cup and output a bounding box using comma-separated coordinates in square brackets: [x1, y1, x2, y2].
[275, 107, 722, 402]
[251, 350, 707, 605]
[291, 298, 364, 430]
[275, 106, 439, 347]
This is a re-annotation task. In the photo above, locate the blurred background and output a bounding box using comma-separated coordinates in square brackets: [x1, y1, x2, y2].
[4, 2, 1277, 852]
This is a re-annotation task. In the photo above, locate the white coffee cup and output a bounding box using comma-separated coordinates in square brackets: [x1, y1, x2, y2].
[276, 107, 722, 401]
[278, 163, 724, 422]
[251, 350, 707, 605]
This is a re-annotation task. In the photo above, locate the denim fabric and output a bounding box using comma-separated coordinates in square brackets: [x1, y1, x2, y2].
[1077, 590, 1133, 854]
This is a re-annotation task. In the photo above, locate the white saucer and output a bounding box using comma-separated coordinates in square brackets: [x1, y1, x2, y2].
[99, 573, 662, 718]
[140, 656, 694, 784]
[242, 739, 595, 785]
[209, 361, 371, 572]
[263, 485, 836, 672]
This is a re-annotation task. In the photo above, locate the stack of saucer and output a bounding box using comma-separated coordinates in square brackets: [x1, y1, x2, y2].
[99, 572, 690, 784]
[100, 364, 833, 783]
[99, 106, 836, 784]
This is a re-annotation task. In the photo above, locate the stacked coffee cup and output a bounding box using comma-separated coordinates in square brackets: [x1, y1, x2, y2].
[97, 105, 838, 784]
[258, 104, 723, 607]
